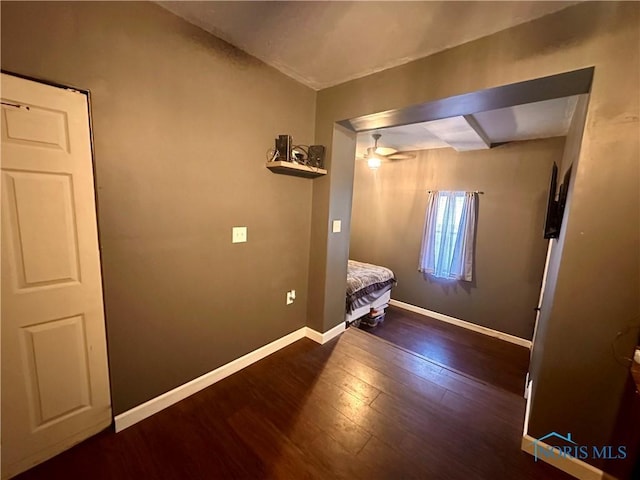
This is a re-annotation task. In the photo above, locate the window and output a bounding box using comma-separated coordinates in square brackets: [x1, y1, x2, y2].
[419, 191, 477, 281]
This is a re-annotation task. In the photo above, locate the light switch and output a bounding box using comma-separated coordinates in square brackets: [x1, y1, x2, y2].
[232, 226, 247, 243]
[332, 220, 342, 233]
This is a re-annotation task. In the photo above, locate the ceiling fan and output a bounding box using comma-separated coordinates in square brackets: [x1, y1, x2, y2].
[361, 133, 415, 169]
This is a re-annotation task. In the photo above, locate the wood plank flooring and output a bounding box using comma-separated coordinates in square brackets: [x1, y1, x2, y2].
[16, 327, 571, 480]
[361, 305, 531, 395]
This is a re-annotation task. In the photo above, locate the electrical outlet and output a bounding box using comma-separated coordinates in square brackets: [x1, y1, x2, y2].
[232, 226, 247, 243]
[286, 290, 295, 305]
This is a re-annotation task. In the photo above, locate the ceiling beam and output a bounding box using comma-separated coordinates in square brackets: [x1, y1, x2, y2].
[421, 115, 491, 152]
[340, 67, 594, 132]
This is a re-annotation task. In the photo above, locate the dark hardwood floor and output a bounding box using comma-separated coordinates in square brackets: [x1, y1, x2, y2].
[361, 305, 531, 395]
[17, 327, 570, 480]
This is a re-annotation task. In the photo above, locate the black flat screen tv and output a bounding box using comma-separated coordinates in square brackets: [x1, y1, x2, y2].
[543, 163, 559, 239]
[544, 162, 572, 239]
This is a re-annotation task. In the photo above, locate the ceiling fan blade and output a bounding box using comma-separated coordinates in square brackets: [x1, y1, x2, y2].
[375, 146, 398, 156]
[387, 152, 415, 160]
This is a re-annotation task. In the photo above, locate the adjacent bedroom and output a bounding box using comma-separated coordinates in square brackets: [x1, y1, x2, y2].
[345, 95, 582, 396]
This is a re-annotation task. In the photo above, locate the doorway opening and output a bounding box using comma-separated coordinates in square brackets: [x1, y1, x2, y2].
[337, 68, 593, 395]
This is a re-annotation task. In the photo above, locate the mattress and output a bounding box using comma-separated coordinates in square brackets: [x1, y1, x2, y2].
[345, 289, 391, 324]
[346, 260, 396, 313]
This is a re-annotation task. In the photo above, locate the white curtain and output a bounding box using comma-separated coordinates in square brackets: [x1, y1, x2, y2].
[419, 191, 477, 281]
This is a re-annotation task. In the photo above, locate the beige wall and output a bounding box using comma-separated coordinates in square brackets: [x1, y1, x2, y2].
[350, 138, 564, 340]
[311, 2, 639, 471]
[1, 1, 316, 415]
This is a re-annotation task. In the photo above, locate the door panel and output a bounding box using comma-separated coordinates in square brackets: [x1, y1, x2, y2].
[22, 315, 91, 427]
[3, 105, 69, 152]
[4, 170, 80, 287]
[1, 73, 111, 479]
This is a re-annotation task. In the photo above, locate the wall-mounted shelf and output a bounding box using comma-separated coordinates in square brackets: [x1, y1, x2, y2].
[266, 161, 327, 178]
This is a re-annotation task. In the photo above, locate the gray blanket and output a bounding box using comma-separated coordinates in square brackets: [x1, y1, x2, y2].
[346, 260, 396, 312]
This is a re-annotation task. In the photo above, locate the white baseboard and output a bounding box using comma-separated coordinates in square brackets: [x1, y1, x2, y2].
[521, 434, 604, 480]
[114, 323, 344, 432]
[389, 299, 532, 349]
[305, 322, 345, 345]
[523, 380, 533, 435]
[521, 381, 604, 480]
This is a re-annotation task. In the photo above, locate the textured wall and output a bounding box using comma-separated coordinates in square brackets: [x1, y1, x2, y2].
[350, 138, 564, 339]
[1, 1, 316, 414]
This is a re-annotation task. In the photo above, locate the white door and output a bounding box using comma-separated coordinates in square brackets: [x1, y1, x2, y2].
[1, 73, 111, 479]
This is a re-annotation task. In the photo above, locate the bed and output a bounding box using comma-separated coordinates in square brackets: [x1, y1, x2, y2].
[345, 260, 396, 327]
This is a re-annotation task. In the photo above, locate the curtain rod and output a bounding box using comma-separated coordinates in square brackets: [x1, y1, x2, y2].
[427, 190, 484, 194]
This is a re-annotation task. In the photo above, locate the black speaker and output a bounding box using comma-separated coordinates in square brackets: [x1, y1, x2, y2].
[275, 135, 292, 162]
[308, 145, 325, 168]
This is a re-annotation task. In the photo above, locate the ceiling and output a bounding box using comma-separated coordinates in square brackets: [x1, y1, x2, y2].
[158, 1, 578, 90]
[355, 96, 579, 156]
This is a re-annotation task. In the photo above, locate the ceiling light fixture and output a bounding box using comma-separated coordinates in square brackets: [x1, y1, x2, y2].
[367, 156, 382, 170]
[367, 133, 383, 170]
